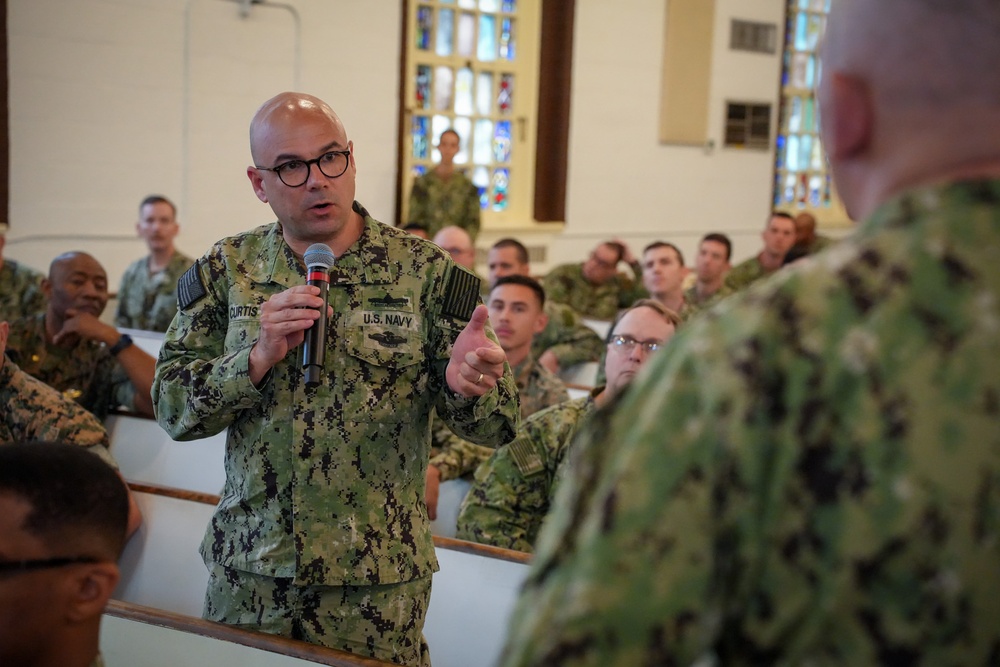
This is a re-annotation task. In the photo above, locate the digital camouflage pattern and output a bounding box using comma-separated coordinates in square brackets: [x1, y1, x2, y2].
[0, 259, 46, 323]
[724, 254, 777, 293]
[115, 251, 194, 332]
[456, 393, 597, 553]
[0, 355, 117, 469]
[153, 202, 520, 588]
[430, 355, 569, 482]
[6, 313, 136, 421]
[205, 564, 432, 666]
[499, 180, 1000, 666]
[533, 301, 605, 368]
[407, 169, 481, 241]
[680, 282, 734, 320]
[543, 262, 646, 321]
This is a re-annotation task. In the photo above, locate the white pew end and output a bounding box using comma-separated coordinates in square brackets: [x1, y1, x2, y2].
[429, 478, 472, 538]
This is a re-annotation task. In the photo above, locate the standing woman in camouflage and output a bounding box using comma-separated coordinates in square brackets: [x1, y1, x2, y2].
[406, 129, 481, 241]
[153, 92, 519, 666]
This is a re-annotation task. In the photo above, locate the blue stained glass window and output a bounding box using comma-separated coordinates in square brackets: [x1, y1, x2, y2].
[775, 135, 786, 169]
[478, 15, 497, 61]
[502, 0, 516, 12]
[416, 65, 431, 110]
[417, 7, 433, 50]
[799, 134, 813, 171]
[437, 9, 455, 56]
[786, 134, 800, 171]
[500, 18, 515, 60]
[472, 166, 490, 209]
[494, 121, 512, 162]
[774, 173, 783, 205]
[412, 165, 427, 178]
[492, 168, 510, 211]
[412, 116, 429, 159]
[480, 0, 499, 10]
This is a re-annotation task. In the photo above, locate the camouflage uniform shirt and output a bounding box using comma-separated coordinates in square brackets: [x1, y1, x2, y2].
[500, 180, 1000, 666]
[407, 169, 481, 241]
[532, 301, 605, 368]
[115, 251, 194, 332]
[680, 282, 734, 320]
[0, 354, 117, 468]
[544, 262, 646, 321]
[724, 253, 779, 292]
[6, 313, 136, 420]
[430, 355, 569, 481]
[456, 392, 598, 553]
[0, 259, 46, 323]
[153, 202, 519, 586]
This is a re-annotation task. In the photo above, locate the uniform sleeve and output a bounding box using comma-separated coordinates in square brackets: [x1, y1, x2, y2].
[430, 264, 520, 447]
[152, 255, 262, 440]
[114, 263, 135, 328]
[462, 180, 481, 240]
[542, 265, 575, 309]
[534, 304, 605, 368]
[428, 428, 494, 482]
[455, 430, 553, 553]
[407, 176, 430, 226]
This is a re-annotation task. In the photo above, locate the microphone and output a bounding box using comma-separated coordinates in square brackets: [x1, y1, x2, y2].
[302, 243, 336, 388]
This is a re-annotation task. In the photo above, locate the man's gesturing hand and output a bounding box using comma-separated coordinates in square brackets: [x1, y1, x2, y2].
[446, 305, 506, 398]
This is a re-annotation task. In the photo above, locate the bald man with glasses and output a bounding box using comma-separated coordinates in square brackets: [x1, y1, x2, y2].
[455, 300, 679, 553]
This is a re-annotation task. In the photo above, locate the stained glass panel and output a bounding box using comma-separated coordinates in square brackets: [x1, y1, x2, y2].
[416, 7, 433, 50]
[494, 120, 512, 162]
[430, 115, 450, 163]
[498, 74, 513, 114]
[457, 13, 475, 56]
[412, 116, 429, 159]
[436, 9, 455, 56]
[412, 165, 427, 178]
[492, 168, 510, 211]
[502, 0, 516, 11]
[454, 67, 474, 115]
[458, 0, 475, 7]
[473, 166, 490, 209]
[433, 66, 454, 111]
[480, 0, 499, 10]
[416, 65, 431, 110]
[476, 72, 494, 115]
[453, 117, 472, 164]
[478, 15, 497, 61]
[500, 18, 515, 60]
[473, 119, 494, 164]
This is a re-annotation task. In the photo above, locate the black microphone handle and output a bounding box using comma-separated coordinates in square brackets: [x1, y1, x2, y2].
[302, 276, 329, 388]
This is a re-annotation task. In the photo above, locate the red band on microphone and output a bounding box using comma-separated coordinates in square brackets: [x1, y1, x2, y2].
[308, 270, 330, 283]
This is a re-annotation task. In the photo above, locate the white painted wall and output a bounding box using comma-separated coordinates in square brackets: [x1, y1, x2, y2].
[5, 0, 795, 287]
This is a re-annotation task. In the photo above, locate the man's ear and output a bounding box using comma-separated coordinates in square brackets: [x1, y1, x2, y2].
[247, 167, 269, 203]
[533, 311, 549, 336]
[64, 563, 120, 623]
[822, 72, 873, 160]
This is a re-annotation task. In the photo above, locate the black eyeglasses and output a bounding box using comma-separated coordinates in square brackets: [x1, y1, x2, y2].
[608, 335, 663, 354]
[0, 556, 100, 576]
[255, 149, 352, 187]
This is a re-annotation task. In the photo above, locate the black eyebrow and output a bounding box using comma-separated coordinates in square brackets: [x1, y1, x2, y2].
[272, 141, 345, 164]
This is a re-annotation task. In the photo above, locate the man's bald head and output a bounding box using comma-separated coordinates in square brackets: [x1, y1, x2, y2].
[820, 0, 1000, 219]
[433, 226, 476, 270]
[249, 92, 346, 165]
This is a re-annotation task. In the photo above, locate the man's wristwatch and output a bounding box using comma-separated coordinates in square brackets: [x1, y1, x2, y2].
[109, 334, 134, 356]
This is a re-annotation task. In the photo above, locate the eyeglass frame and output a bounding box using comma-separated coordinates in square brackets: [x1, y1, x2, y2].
[0, 556, 101, 576]
[608, 334, 663, 354]
[254, 149, 352, 187]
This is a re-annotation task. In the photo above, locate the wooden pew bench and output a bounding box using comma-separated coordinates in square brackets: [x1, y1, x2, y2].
[117, 484, 530, 667]
[102, 599, 396, 666]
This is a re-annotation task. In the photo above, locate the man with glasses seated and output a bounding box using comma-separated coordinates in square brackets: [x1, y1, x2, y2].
[544, 240, 647, 321]
[0, 441, 130, 667]
[455, 300, 678, 553]
[153, 92, 519, 666]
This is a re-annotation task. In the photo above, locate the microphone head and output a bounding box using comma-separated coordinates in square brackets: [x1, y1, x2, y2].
[304, 243, 336, 270]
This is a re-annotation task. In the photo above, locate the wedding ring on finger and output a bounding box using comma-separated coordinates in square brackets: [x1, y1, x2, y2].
[475, 372, 484, 384]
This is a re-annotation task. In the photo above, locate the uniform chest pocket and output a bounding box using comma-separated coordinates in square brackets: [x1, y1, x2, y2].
[340, 327, 428, 423]
[224, 318, 261, 354]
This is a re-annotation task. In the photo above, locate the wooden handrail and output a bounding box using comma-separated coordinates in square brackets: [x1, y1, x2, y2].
[127, 481, 533, 564]
[104, 599, 399, 666]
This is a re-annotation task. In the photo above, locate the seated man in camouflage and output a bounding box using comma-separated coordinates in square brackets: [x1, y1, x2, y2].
[425, 275, 568, 519]
[6, 251, 156, 419]
[681, 232, 733, 319]
[724, 212, 797, 292]
[544, 240, 646, 321]
[115, 194, 194, 332]
[783, 211, 836, 264]
[455, 299, 679, 552]
[0, 222, 46, 323]
[0, 320, 141, 536]
[487, 238, 604, 373]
